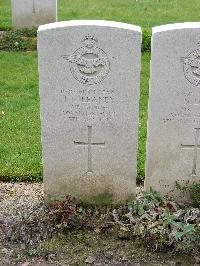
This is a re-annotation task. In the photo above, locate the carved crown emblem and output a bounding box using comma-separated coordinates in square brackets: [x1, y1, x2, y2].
[83, 35, 97, 48]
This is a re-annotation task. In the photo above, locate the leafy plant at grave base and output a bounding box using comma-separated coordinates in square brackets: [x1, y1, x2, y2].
[128, 187, 163, 215]
[4, 189, 200, 255]
[50, 196, 86, 230]
[124, 188, 200, 252]
[0, 29, 37, 51]
[142, 187, 163, 203]
[162, 209, 197, 250]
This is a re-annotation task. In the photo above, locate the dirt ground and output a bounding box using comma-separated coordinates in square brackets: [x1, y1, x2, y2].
[0, 182, 198, 266]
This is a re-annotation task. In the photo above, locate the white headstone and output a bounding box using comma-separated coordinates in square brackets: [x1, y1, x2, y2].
[12, 0, 57, 29]
[145, 23, 200, 201]
[38, 20, 142, 204]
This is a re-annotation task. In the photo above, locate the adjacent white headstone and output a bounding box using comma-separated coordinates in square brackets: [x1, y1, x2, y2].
[12, 0, 57, 29]
[38, 20, 141, 204]
[145, 23, 200, 201]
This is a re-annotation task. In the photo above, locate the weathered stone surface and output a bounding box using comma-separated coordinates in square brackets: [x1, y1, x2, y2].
[145, 23, 200, 201]
[38, 20, 141, 204]
[12, 0, 57, 29]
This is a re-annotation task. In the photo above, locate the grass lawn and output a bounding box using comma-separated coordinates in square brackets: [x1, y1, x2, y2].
[0, 51, 150, 181]
[0, 51, 42, 181]
[1, 0, 200, 30]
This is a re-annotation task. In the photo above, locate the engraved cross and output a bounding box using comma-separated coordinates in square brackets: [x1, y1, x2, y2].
[181, 128, 200, 175]
[74, 126, 105, 173]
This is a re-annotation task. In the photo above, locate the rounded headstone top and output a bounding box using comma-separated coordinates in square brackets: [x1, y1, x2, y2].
[153, 22, 200, 34]
[38, 20, 141, 33]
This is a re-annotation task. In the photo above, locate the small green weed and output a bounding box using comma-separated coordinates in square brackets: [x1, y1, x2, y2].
[129, 187, 163, 215]
[27, 248, 38, 257]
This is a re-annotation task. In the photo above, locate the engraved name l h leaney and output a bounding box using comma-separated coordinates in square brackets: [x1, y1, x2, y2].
[63, 35, 110, 86]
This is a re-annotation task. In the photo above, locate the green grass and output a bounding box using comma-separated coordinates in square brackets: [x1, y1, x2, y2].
[0, 51, 42, 180]
[0, 51, 150, 181]
[1, 0, 200, 30]
[0, 0, 11, 30]
[138, 52, 150, 181]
